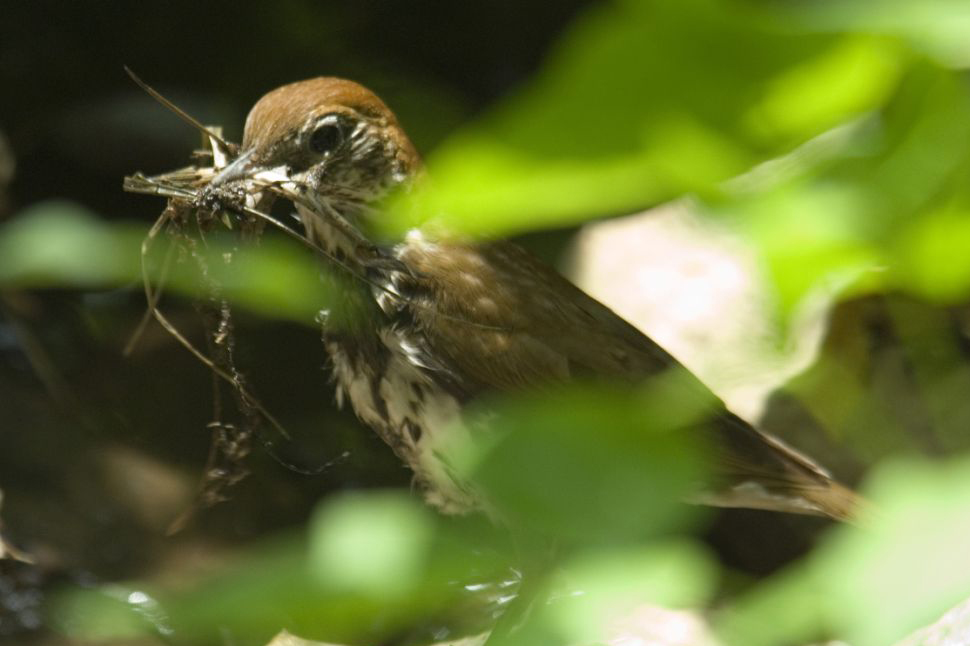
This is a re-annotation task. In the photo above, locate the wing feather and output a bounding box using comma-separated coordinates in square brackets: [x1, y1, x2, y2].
[396, 238, 858, 520]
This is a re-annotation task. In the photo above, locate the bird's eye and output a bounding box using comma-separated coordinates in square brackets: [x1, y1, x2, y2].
[308, 122, 343, 154]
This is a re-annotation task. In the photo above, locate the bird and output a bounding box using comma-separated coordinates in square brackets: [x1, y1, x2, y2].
[204, 77, 859, 524]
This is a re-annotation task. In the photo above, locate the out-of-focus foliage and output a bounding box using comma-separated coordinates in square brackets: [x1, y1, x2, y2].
[0, 202, 144, 287]
[390, 0, 905, 237]
[789, 0, 970, 68]
[48, 455, 970, 645]
[717, 457, 970, 646]
[388, 0, 970, 316]
[0, 202, 338, 322]
[49, 492, 516, 645]
[512, 540, 719, 646]
[49, 494, 490, 645]
[448, 381, 711, 544]
[48, 384, 719, 646]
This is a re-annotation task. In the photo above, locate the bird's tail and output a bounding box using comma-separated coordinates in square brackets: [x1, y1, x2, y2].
[694, 412, 867, 523]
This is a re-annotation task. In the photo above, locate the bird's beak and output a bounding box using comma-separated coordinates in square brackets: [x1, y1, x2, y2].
[210, 148, 258, 187]
[210, 148, 294, 190]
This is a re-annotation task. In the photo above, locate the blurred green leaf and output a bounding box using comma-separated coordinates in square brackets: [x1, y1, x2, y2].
[892, 201, 970, 301]
[544, 541, 717, 644]
[385, 0, 901, 238]
[51, 534, 323, 646]
[745, 35, 904, 143]
[819, 458, 970, 646]
[446, 379, 713, 544]
[47, 585, 163, 641]
[787, 0, 970, 68]
[182, 232, 338, 322]
[309, 491, 435, 599]
[50, 496, 510, 646]
[0, 203, 338, 323]
[376, 0, 970, 330]
[721, 179, 884, 312]
[0, 201, 143, 286]
[706, 59, 970, 316]
[716, 456, 970, 646]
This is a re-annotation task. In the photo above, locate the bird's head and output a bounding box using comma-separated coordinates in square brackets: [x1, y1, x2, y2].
[210, 77, 421, 220]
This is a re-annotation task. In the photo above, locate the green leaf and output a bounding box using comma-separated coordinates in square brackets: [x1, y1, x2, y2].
[309, 492, 435, 599]
[445, 380, 713, 544]
[716, 456, 970, 646]
[384, 0, 891, 238]
[891, 202, 970, 302]
[817, 457, 970, 646]
[545, 541, 717, 644]
[0, 204, 338, 323]
[788, 0, 970, 68]
[0, 201, 143, 286]
[745, 35, 904, 143]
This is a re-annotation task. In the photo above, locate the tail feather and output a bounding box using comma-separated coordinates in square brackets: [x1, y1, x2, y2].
[691, 478, 860, 522]
[697, 412, 864, 522]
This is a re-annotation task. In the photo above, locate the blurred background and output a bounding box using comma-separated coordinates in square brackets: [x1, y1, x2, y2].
[3, 1, 970, 645]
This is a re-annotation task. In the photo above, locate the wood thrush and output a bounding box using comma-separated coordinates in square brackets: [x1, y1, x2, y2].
[206, 77, 859, 523]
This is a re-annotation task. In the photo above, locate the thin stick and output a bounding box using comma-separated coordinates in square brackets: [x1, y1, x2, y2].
[124, 234, 174, 356]
[151, 307, 291, 440]
[123, 173, 203, 199]
[125, 202, 173, 355]
[123, 67, 233, 154]
[130, 202, 291, 439]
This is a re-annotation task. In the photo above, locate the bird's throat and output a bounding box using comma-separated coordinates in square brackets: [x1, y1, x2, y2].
[296, 202, 372, 267]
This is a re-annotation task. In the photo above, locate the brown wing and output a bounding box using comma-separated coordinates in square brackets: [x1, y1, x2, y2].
[398, 238, 859, 521]
[399, 240, 688, 387]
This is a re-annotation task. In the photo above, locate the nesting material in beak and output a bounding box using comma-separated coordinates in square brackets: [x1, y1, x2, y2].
[208, 148, 299, 211]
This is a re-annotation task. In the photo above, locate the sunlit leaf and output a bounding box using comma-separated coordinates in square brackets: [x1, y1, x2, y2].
[0, 204, 339, 323]
[444, 379, 713, 544]
[49, 499, 510, 646]
[0, 201, 143, 286]
[788, 0, 970, 68]
[182, 233, 339, 322]
[384, 0, 875, 238]
[818, 457, 970, 646]
[716, 456, 970, 646]
[891, 202, 970, 301]
[745, 35, 904, 143]
[544, 541, 717, 644]
[718, 179, 883, 313]
[47, 585, 163, 641]
[309, 492, 434, 599]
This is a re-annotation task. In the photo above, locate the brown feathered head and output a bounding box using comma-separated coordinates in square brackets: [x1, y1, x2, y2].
[212, 77, 420, 215]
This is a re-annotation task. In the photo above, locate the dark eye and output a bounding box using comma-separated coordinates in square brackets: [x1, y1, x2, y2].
[309, 123, 343, 154]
